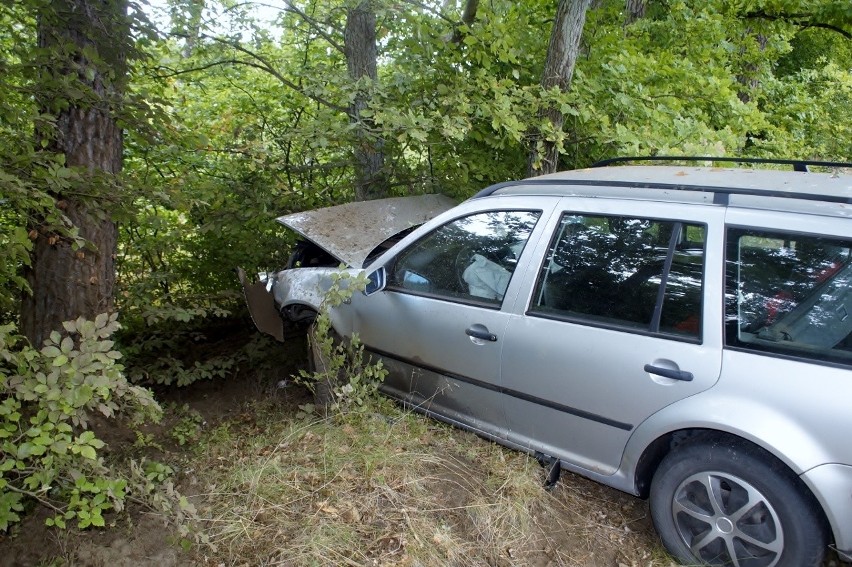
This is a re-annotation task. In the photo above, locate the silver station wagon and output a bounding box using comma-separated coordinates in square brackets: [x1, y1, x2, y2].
[242, 159, 852, 566]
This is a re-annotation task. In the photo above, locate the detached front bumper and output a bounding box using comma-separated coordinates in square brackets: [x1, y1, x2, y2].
[237, 268, 284, 342]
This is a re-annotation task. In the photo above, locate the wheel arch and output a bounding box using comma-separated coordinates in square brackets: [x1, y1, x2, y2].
[624, 391, 839, 497]
[281, 301, 319, 324]
[633, 427, 833, 549]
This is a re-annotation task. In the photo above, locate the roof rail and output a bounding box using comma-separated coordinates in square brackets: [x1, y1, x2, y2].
[471, 176, 851, 206]
[590, 156, 852, 172]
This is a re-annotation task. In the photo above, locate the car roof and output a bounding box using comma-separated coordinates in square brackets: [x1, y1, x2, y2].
[477, 165, 852, 204]
[477, 166, 852, 217]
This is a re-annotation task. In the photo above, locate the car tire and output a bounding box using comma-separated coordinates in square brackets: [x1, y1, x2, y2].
[649, 438, 828, 567]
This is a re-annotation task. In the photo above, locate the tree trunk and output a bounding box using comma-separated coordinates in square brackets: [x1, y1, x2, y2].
[624, 0, 647, 26]
[736, 30, 768, 104]
[21, 0, 126, 347]
[451, 0, 480, 43]
[345, 1, 386, 201]
[526, 0, 592, 177]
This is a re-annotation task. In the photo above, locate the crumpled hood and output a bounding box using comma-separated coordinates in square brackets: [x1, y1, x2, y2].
[277, 194, 456, 267]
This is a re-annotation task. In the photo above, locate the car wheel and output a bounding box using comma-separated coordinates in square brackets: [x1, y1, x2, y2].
[650, 438, 827, 567]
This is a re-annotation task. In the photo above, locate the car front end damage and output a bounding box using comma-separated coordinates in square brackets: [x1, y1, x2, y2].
[239, 194, 456, 341]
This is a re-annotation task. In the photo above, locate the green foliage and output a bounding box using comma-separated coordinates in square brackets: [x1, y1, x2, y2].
[127, 457, 208, 548]
[129, 351, 237, 388]
[3, 0, 850, 331]
[298, 270, 388, 414]
[169, 404, 205, 446]
[0, 314, 161, 530]
[120, 314, 250, 387]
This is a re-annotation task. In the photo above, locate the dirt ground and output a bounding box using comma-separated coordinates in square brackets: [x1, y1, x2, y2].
[0, 332, 671, 567]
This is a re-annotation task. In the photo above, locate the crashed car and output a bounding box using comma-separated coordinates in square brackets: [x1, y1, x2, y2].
[242, 159, 852, 567]
[239, 194, 457, 340]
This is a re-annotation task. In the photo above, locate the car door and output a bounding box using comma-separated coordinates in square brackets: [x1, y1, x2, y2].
[500, 199, 725, 475]
[353, 204, 548, 438]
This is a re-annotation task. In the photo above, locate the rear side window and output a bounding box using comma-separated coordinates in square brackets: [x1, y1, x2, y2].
[726, 229, 852, 365]
[529, 213, 705, 339]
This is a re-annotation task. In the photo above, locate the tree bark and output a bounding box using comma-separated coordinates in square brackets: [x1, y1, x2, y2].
[736, 30, 768, 104]
[624, 0, 647, 26]
[451, 0, 479, 43]
[22, 0, 126, 346]
[527, 0, 592, 177]
[345, 1, 386, 201]
[460, 0, 479, 26]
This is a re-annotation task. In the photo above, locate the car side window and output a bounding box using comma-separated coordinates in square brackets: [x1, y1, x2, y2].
[726, 228, 852, 365]
[388, 210, 540, 306]
[530, 213, 705, 339]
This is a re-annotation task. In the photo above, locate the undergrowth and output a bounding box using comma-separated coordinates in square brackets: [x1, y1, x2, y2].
[191, 394, 666, 566]
[0, 314, 207, 548]
[181, 269, 666, 565]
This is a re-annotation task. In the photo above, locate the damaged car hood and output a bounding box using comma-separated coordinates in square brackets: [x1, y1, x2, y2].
[277, 194, 456, 267]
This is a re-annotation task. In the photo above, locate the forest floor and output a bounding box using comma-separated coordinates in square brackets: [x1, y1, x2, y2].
[0, 327, 678, 567]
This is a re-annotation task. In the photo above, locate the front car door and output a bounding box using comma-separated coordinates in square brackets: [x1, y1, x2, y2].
[500, 199, 725, 475]
[353, 202, 549, 437]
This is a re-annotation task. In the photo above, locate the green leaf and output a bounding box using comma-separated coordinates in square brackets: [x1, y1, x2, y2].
[79, 445, 97, 460]
[41, 346, 61, 357]
[16, 443, 35, 459]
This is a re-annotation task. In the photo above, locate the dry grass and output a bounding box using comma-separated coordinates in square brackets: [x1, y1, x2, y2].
[189, 394, 674, 567]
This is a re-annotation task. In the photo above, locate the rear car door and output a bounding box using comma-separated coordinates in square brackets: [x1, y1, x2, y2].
[500, 199, 725, 475]
[354, 202, 549, 437]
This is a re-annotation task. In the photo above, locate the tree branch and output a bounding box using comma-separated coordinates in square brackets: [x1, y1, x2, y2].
[5, 484, 66, 515]
[401, 0, 457, 26]
[283, 0, 345, 54]
[175, 34, 348, 112]
[745, 10, 851, 40]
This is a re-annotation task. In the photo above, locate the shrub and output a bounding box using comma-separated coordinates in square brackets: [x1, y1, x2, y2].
[298, 270, 387, 414]
[0, 314, 160, 529]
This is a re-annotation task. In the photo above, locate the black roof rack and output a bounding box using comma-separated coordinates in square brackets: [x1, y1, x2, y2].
[590, 156, 852, 172]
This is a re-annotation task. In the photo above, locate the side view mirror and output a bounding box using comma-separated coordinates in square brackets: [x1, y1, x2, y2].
[364, 267, 387, 296]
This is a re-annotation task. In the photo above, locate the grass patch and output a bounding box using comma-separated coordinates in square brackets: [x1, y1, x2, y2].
[190, 393, 670, 566]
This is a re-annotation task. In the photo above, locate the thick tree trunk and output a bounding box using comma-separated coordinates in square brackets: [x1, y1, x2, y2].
[460, 0, 479, 25]
[22, 0, 126, 346]
[527, 0, 592, 177]
[345, 1, 386, 201]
